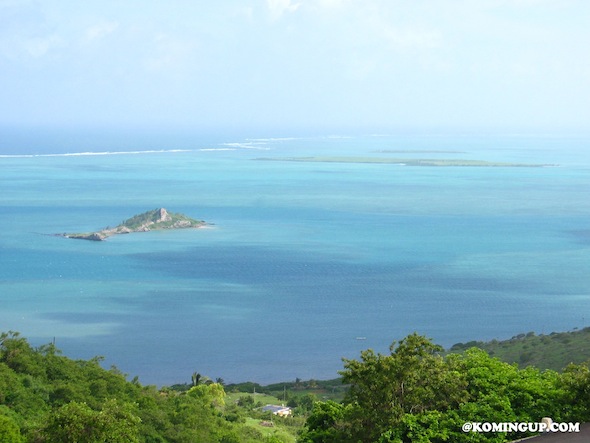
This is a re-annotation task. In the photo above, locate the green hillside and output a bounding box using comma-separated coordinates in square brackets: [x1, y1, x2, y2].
[119, 208, 204, 230]
[449, 327, 590, 371]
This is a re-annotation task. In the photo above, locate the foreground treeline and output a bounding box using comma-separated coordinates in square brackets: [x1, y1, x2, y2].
[300, 333, 590, 443]
[0, 331, 297, 443]
[3, 331, 590, 442]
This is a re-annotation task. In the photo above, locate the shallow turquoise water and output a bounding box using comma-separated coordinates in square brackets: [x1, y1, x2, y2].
[1, 133, 589, 384]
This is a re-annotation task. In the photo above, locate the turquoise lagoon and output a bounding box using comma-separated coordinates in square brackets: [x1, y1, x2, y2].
[1, 133, 590, 385]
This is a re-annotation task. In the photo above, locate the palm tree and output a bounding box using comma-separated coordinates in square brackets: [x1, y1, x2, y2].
[191, 372, 201, 386]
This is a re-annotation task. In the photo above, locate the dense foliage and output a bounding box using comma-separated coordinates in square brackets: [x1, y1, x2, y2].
[299, 332, 590, 443]
[3, 330, 590, 442]
[0, 332, 295, 443]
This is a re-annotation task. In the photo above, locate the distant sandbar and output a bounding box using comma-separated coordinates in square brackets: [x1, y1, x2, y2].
[255, 157, 557, 167]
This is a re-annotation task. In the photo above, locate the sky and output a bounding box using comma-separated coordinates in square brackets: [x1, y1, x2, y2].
[0, 0, 589, 135]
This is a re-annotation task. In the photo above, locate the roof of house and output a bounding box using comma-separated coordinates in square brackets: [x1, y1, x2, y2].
[261, 404, 291, 413]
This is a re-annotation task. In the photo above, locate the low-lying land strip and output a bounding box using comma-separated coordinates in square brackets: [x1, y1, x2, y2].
[255, 156, 557, 167]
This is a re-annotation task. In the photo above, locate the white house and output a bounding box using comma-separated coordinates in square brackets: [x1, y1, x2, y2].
[261, 404, 292, 417]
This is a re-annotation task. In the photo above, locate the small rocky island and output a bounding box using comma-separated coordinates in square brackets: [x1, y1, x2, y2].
[60, 208, 206, 241]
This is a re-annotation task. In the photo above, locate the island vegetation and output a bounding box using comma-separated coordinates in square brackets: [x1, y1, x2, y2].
[2, 328, 590, 442]
[449, 327, 590, 371]
[255, 156, 557, 167]
[59, 208, 206, 241]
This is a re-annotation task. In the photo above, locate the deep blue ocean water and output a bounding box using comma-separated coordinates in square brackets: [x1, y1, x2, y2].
[1, 132, 590, 385]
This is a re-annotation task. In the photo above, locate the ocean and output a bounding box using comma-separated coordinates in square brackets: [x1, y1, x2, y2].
[1, 132, 589, 385]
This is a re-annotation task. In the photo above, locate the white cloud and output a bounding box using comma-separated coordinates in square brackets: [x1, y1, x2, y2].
[266, 0, 301, 21]
[232, 5, 254, 21]
[23, 34, 62, 57]
[144, 33, 198, 73]
[381, 26, 443, 52]
[345, 55, 378, 80]
[85, 21, 119, 41]
[315, 0, 351, 9]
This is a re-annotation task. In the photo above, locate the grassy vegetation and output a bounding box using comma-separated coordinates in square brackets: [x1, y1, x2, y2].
[226, 378, 348, 403]
[255, 156, 555, 167]
[223, 391, 305, 442]
[120, 208, 204, 230]
[243, 417, 298, 443]
[225, 391, 284, 406]
[449, 327, 590, 371]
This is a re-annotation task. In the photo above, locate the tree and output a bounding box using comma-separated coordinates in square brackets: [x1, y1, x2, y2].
[42, 400, 140, 443]
[0, 331, 44, 377]
[388, 349, 570, 443]
[298, 393, 318, 412]
[339, 333, 468, 442]
[560, 362, 590, 421]
[0, 415, 24, 443]
[187, 383, 226, 408]
[299, 401, 355, 443]
[191, 371, 214, 387]
[192, 372, 201, 386]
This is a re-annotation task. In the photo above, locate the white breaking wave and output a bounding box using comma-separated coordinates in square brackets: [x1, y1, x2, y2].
[246, 137, 299, 142]
[221, 142, 270, 150]
[199, 148, 237, 151]
[0, 149, 194, 158]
